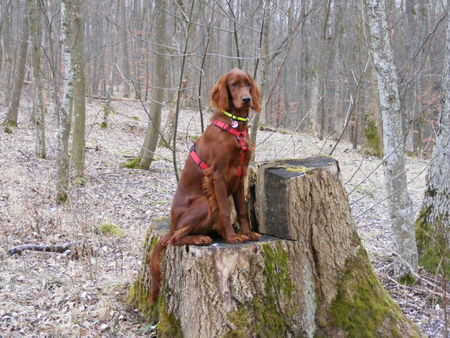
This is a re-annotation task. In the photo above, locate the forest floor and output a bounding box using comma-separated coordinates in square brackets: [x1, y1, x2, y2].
[0, 94, 447, 337]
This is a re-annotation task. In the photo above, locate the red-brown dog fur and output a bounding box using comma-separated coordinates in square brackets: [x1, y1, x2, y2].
[149, 69, 261, 301]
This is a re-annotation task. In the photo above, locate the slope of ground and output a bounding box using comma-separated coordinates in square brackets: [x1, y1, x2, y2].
[0, 97, 446, 336]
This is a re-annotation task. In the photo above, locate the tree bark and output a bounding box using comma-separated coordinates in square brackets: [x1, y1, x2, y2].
[3, 7, 29, 127]
[56, 0, 74, 203]
[138, 0, 167, 170]
[71, 0, 86, 178]
[28, 0, 46, 159]
[129, 157, 423, 337]
[415, 0, 450, 277]
[365, 0, 418, 278]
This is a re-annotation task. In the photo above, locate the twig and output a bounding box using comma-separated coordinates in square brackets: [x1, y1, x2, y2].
[226, 0, 241, 68]
[353, 159, 431, 219]
[387, 275, 442, 298]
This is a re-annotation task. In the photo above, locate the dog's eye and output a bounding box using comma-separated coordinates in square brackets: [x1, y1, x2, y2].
[231, 82, 237, 87]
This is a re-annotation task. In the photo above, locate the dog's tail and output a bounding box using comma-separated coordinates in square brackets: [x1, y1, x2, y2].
[149, 233, 171, 302]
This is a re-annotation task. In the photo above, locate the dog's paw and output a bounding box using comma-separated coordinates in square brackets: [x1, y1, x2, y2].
[225, 234, 248, 244]
[241, 231, 260, 241]
[195, 236, 213, 246]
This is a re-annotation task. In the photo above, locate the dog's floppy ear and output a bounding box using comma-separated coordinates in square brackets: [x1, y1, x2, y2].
[211, 73, 229, 112]
[249, 74, 261, 113]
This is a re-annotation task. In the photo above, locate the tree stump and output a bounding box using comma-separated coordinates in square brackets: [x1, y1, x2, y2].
[129, 156, 423, 337]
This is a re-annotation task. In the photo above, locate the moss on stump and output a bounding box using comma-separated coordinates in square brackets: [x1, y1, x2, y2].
[225, 242, 296, 337]
[329, 247, 418, 337]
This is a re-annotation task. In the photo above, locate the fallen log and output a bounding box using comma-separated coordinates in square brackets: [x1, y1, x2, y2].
[7, 241, 92, 259]
[129, 156, 423, 337]
[8, 242, 77, 255]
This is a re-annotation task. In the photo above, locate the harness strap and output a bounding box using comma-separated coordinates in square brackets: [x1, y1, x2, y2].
[211, 120, 249, 177]
[190, 120, 250, 176]
[190, 146, 209, 170]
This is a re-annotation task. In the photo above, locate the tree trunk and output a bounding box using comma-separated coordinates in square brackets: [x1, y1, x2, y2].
[365, 0, 418, 278]
[43, 1, 62, 126]
[3, 9, 29, 127]
[119, 0, 131, 98]
[129, 157, 423, 337]
[415, 0, 450, 277]
[28, 0, 46, 159]
[1, 0, 13, 106]
[56, 0, 74, 203]
[71, 0, 86, 178]
[250, 3, 270, 156]
[138, 0, 167, 170]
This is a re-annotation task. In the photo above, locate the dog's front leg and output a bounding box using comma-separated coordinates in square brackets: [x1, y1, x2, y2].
[232, 179, 260, 241]
[212, 173, 248, 244]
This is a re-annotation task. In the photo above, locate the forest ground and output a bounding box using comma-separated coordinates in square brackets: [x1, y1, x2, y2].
[0, 92, 447, 336]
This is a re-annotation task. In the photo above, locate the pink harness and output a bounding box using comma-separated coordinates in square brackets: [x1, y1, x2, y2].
[190, 120, 249, 177]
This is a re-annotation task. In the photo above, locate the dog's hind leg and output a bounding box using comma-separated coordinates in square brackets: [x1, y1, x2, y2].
[170, 197, 213, 246]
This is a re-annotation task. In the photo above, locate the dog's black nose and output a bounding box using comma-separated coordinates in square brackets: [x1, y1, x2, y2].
[242, 96, 251, 103]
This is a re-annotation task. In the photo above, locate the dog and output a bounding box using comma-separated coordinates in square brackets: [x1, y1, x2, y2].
[149, 69, 261, 301]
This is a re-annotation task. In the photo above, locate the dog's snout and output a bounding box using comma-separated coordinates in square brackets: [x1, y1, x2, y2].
[242, 96, 251, 103]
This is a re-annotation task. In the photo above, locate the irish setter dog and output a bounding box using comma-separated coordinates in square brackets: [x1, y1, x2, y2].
[149, 69, 261, 301]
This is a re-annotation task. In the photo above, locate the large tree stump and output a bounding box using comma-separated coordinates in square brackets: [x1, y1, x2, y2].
[129, 156, 423, 337]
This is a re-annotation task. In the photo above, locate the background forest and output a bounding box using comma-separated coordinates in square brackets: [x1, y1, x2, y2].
[0, 0, 448, 336]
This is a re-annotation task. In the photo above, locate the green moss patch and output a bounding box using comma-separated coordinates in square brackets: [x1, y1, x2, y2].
[398, 274, 416, 286]
[94, 223, 124, 237]
[225, 242, 295, 337]
[2, 120, 18, 128]
[73, 177, 87, 186]
[330, 247, 406, 337]
[156, 294, 182, 338]
[285, 166, 312, 173]
[415, 206, 450, 278]
[127, 234, 159, 317]
[123, 156, 142, 169]
[127, 225, 176, 334]
[364, 119, 382, 158]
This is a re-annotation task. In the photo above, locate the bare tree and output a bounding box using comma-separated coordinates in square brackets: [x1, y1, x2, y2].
[365, 0, 418, 278]
[137, 0, 168, 170]
[71, 0, 86, 178]
[250, 0, 270, 150]
[28, 0, 46, 158]
[56, 0, 75, 203]
[3, 3, 29, 128]
[118, 0, 131, 98]
[415, 0, 450, 277]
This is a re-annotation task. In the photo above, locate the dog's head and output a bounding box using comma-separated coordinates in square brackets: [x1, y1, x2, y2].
[211, 68, 261, 113]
